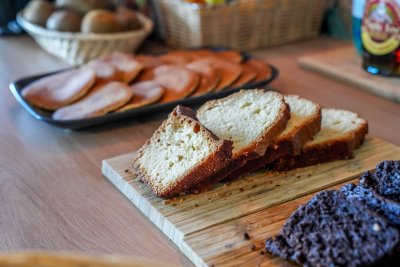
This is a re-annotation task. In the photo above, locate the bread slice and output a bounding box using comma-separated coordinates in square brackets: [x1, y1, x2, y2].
[224, 95, 321, 180]
[272, 108, 368, 171]
[190, 89, 290, 193]
[132, 105, 233, 198]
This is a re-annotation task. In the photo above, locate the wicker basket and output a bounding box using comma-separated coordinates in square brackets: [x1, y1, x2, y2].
[153, 0, 327, 50]
[17, 12, 153, 66]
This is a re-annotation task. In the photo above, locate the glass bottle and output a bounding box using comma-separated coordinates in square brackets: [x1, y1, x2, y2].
[353, 0, 366, 54]
[361, 0, 400, 76]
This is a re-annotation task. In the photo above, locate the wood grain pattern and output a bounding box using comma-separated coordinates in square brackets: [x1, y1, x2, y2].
[102, 137, 400, 267]
[1, 36, 400, 266]
[185, 179, 356, 267]
[298, 47, 400, 103]
[0, 253, 169, 267]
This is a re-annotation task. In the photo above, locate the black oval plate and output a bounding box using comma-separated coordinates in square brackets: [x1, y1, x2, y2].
[9, 50, 278, 130]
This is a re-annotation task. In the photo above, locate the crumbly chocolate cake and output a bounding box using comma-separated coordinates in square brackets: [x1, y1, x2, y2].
[340, 183, 400, 226]
[340, 160, 400, 226]
[361, 160, 400, 202]
[265, 190, 400, 267]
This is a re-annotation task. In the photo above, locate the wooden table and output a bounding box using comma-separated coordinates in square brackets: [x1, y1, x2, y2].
[0, 36, 399, 266]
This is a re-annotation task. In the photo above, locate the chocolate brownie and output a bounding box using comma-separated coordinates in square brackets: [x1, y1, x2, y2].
[265, 190, 400, 267]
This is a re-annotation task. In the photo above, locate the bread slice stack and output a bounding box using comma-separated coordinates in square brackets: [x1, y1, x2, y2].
[224, 95, 322, 180]
[133, 89, 290, 197]
[272, 108, 368, 171]
[132, 89, 368, 198]
[191, 90, 290, 192]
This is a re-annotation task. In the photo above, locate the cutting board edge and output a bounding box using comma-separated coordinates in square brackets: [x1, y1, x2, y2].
[101, 159, 186, 244]
[297, 48, 400, 103]
[101, 137, 400, 267]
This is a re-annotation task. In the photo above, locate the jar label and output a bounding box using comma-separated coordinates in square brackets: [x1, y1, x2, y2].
[362, 0, 400, 55]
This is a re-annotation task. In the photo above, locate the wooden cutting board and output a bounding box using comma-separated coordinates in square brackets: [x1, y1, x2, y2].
[102, 137, 400, 267]
[298, 46, 400, 103]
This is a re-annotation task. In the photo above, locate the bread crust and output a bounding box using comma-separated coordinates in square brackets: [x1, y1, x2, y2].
[224, 95, 322, 180]
[132, 105, 233, 198]
[190, 90, 291, 193]
[272, 116, 368, 171]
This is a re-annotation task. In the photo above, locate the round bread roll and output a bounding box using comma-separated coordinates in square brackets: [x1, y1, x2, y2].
[23, 0, 55, 26]
[115, 6, 142, 31]
[46, 10, 82, 32]
[81, 9, 120, 33]
[55, 0, 114, 15]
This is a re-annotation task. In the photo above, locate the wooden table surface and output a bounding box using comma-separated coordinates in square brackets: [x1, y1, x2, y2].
[0, 36, 399, 266]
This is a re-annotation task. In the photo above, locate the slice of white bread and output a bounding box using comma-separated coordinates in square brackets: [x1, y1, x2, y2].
[224, 95, 322, 180]
[272, 108, 368, 171]
[132, 105, 233, 198]
[190, 89, 290, 193]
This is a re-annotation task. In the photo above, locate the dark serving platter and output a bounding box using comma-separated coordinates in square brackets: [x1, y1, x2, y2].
[10, 49, 278, 130]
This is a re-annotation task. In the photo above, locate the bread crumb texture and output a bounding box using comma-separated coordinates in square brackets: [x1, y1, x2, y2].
[135, 116, 218, 188]
[308, 109, 366, 145]
[198, 90, 284, 154]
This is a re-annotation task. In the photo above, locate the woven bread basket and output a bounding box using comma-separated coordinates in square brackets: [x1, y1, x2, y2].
[17, 12, 153, 66]
[153, 0, 328, 50]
